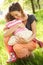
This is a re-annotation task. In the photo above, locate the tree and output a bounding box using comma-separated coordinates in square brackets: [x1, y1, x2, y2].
[8, 0, 12, 3]
[37, 0, 41, 9]
[30, 0, 35, 13]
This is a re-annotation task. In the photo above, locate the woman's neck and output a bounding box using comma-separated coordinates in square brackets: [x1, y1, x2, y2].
[22, 14, 28, 25]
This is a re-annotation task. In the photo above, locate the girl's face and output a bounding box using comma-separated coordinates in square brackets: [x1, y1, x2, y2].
[10, 11, 22, 20]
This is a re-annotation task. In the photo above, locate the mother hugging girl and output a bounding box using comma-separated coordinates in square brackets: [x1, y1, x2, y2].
[4, 2, 43, 63]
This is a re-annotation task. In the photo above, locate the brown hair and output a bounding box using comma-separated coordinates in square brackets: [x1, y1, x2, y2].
[5, 13, 15, 22]
[9, 2, 25, 17]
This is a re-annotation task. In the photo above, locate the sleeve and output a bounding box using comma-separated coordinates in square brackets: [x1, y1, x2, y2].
[7, 20, 22, 28]
[29, 15, 37, 24]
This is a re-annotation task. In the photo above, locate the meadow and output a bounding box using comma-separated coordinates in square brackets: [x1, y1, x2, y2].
[0, 10, 43, 65]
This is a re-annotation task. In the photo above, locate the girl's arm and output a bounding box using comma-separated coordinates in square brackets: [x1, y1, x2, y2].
[3, 26, 9, 31]
[4, 24, 20, 37]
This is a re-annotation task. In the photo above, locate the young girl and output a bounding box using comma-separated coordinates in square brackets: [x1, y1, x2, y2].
[4, 13, 33, 63]
[4, 13, 17, 63]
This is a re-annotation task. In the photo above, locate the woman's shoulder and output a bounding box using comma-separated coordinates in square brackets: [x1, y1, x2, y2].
[27, 14, 37, 24]
[27, 14, 36, 19]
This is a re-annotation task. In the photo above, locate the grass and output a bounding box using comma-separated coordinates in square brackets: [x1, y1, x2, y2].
[0, 10, 43, 65]
[35, 9, 43, 41]
[0, 24, 8, 65]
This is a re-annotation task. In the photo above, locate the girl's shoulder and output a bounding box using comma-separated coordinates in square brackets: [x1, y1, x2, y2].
[5, 19, 16, 26]
[5, 19, 22, 28]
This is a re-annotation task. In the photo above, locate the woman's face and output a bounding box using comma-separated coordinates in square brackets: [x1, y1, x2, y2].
[10, 11, 22, 20]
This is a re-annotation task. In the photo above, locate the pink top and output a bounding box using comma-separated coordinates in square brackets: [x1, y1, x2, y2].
[6, 19, 22, 28]
[6, 19, 26, 34]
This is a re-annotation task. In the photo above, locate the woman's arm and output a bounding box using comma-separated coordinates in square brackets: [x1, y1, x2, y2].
[27, 20, 36, 42]
[16, 20, 36, 44]
[14, 20, 36, 44]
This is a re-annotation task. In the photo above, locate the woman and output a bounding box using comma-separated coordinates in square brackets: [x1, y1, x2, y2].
[4, 2, 40, 62]
[8, 2, 43, 47]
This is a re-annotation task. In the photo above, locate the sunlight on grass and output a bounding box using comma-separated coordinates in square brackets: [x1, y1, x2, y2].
[0, 24, 8, 65]
[36, 22, 43, 41]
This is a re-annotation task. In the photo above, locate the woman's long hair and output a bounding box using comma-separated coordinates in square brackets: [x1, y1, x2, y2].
[9, 2, 25, 17]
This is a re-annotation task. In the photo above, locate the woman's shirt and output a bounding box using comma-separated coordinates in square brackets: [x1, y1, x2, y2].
[26, 15, 37, 31]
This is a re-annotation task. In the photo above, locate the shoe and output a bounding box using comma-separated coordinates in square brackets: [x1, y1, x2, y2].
[7, 53, 17, 63]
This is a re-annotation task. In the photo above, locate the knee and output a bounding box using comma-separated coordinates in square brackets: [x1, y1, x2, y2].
[28, 41, 37, 51]
[13, 44, 21, 51]
[31, 42, 37, 51]
[33, 42, 37, 49]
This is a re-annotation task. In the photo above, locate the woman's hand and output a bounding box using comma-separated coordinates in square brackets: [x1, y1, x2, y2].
[15, 36, 28, 44]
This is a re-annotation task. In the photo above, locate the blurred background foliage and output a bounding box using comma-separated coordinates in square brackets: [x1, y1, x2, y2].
[1, 0, 43, 13]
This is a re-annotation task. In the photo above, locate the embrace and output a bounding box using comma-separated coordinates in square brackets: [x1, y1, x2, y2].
[4, 2, 43, 63]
